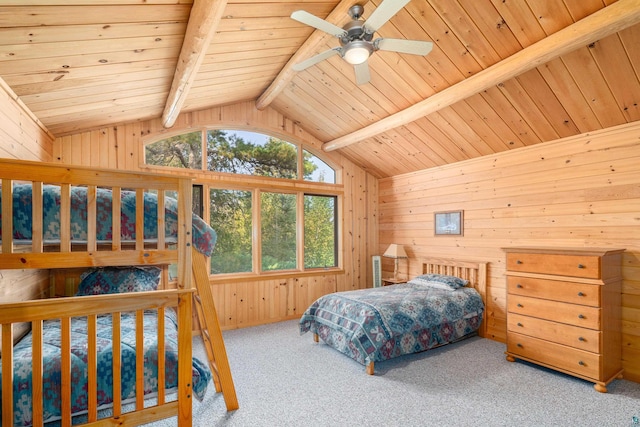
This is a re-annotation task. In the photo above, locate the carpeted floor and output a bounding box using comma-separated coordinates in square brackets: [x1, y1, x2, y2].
[147, 319, 640, 427]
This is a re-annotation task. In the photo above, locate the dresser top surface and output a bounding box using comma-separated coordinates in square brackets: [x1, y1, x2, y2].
[502, 247, 625, 256]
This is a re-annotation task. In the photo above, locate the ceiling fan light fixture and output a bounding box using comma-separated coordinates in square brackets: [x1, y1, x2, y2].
[343, 40, 373, 65]
[291, 1, 434, 83]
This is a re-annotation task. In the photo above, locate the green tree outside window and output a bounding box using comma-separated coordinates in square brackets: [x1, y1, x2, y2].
[144, 129, 338, 275]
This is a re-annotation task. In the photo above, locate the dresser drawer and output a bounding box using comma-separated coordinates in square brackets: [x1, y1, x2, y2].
[507, 276, 600, 307]
[507, 295, 600, 329]
[507, 333, 601, 380]
[507, 313, 601, 353]
[506, 252, 601, 279]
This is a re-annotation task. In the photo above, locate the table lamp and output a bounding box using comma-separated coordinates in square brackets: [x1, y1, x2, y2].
[383, 244, 407, 281]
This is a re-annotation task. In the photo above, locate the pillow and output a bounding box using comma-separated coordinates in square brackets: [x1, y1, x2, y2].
[407, 273, 469, 291]
[75, 266, 162, 296]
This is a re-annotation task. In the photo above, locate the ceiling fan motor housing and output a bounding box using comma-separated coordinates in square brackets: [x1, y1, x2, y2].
[348, 4, 365, 20]
[340, 20, 374, 46]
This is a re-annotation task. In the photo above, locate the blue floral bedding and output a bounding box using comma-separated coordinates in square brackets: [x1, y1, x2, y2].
[0, 309, 212, 426]
[0, 184, 216, 256]
[299, 283, 484, 366]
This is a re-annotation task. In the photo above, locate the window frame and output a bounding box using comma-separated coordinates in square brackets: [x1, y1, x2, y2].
[141, 127, 343, 279]
[142, 127, 339, 184]
[303, 193, 338, 269]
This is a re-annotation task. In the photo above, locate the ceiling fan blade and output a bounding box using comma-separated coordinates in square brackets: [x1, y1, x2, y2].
[354, 62, 371, 85]
[292, 48, 342, 71]
[291, 10, 347, 38]
[375, 38, 433, 56]
[363, 0, 411, 33]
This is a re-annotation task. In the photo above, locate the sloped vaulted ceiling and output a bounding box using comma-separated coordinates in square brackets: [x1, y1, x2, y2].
[0, 0, 639, 178]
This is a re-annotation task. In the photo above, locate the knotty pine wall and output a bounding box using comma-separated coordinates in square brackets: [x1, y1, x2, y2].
[379, 120, 640, 382]
[53, 101, 378, 330]
[0, 78, 52, 162]
[0, 77, 53, 305]
[0, 77, 53, 344]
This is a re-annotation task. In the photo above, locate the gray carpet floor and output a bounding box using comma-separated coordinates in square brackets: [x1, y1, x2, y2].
[147, 319, 640, 427]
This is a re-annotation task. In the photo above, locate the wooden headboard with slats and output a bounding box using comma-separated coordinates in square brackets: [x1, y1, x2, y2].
[417, 258, 487, 338]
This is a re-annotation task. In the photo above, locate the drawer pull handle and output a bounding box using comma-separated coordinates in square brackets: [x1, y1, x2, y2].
[517, 322, 523, 327]
[517, 303, 523, 308]
[578, 337, 586, 342]
[578, 361, 585, 366]
[578, 292, 585, 297]
[516, 284, 523, 288]
[516, 260, 523, 264]
[517, 343, 523, 348]
[577, 264, 585, 269]
[578, 314, 585, 319]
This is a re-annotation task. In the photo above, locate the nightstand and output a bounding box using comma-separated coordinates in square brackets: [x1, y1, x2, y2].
[382, 278, 404, 286]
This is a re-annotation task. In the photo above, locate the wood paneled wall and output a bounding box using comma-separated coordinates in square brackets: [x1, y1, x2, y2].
[0, 77, 53, 162]
[0, 77, 53, 344]
[0, 76, 53, 303]
[379, 120, 640, 383]
[53, 101, 378, 329]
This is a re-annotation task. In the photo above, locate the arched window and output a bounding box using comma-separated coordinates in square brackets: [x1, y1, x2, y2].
[146, 129, 336, 183]
[144, 129, 339, 276]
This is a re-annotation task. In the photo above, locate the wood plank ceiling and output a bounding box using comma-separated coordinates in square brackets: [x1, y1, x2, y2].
[0, 0, 639, 178]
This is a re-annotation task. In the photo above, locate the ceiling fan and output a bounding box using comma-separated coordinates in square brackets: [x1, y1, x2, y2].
[290, 0, 433, 85]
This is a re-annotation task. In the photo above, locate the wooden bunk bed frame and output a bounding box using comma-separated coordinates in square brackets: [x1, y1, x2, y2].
[0, 159, 237, 427]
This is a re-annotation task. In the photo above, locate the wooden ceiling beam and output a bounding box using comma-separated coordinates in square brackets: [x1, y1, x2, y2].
[254, 0, 356, 111]
[323, 0, 640, 152]
[162, 0, 227, 128]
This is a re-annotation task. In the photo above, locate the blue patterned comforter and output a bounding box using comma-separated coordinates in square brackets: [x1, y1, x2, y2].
[0, 309, 211, 427]
[0, 184, 216, 256]
[299, 283, 484, 366]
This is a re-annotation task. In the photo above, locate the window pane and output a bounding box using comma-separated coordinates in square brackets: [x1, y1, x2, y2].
[303, 150, 335, 183]
[261, 192, 296, 271]
[209, 189, 253, 274]
[207, 130, 298, 179]
[304, 195, 336, 268]
[192, 185, 203, 218]
[145, 131, 202, 169]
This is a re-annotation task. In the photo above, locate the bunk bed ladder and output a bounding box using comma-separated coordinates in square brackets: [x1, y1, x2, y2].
[191, 248, 239, 411]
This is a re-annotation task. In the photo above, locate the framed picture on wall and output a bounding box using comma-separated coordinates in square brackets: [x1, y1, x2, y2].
[434, 210, 463, 236]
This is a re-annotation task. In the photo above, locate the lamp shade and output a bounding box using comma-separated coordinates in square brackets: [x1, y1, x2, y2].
[383, 244, 407, 259]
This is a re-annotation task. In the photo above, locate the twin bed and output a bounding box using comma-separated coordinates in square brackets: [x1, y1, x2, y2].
[2, 286, 208, 427]
[300, 259, 487, 374]
[0, 159, 230, 427]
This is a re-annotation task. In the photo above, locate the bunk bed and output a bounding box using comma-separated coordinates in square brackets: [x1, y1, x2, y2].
[0, 159, 236, 427]
[300, 258, 487, 375]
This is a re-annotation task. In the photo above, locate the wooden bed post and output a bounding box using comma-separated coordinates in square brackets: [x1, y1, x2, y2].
[477, 262, 488, 338]
[177, 291, 194, 426]
[2, 324, 14, 427]
[178, 178, 193, 290]
[366, 362, 375, 375]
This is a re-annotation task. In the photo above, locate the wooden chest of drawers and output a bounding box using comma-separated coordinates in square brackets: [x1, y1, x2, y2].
[503, 247, 624, 392]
